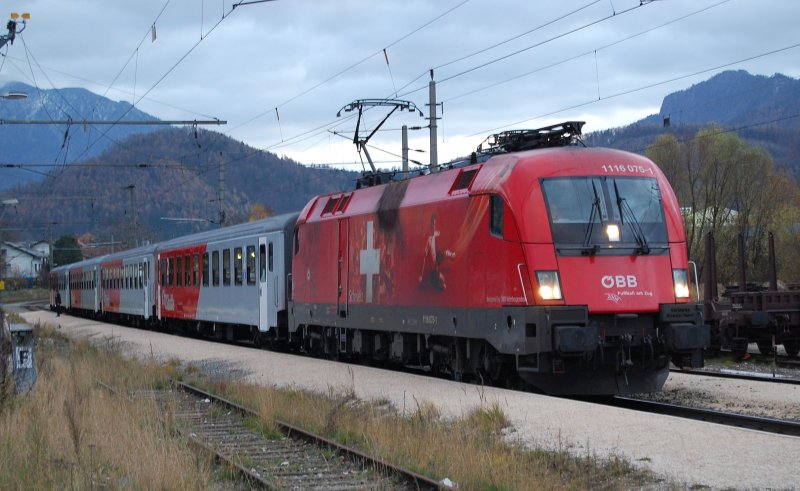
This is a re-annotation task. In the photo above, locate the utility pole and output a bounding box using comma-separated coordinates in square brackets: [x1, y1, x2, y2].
[401, 124, 409, 172]
[427, 72, 440, 172]
[124, 184, 137, 247]
[218, 160, 225, 227]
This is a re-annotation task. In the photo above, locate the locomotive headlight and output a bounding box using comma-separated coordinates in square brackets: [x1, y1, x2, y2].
[673, 269, 690, 299]
[606, 223, 620, 242]
[536, 271, 563, 300]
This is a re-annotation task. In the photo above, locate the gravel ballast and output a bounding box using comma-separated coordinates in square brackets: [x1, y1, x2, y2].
[24, 311, 800, 490]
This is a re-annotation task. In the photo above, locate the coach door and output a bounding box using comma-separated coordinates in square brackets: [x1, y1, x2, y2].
[337, 218, 349, 317]
[142, 259, 150, 319]
[258, 237, 270, 332]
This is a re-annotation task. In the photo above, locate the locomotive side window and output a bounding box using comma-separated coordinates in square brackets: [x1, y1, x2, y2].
[223, 249, 231, 286]
[259, 244, 266, 282]
[193, 254, 199, 287]
[246, 246, 256, 285]
[202, 253, 209, 287]
[212, 250, 220, 286]
[293, 229, 299, 255]
[490, 194, 504, 238]
[235, 247, 243, 286]
[268, 242, 274, 272]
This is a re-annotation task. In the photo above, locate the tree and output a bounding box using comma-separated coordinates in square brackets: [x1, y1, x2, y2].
[248, 203, 273, 222]
[647, 125, 799, 287]
[53, 235, 83, 266]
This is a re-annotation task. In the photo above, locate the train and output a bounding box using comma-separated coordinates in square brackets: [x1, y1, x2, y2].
[49, 121, 709, 396]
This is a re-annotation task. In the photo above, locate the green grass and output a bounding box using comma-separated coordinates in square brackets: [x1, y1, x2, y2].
[0, 287, 49, 304]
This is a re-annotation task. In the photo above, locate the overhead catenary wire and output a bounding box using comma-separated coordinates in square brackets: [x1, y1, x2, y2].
[254, 0, 658, 159]
[441, 0, 731, 104]
[225, 0, 472, 135]
[470, 40, 800, 138]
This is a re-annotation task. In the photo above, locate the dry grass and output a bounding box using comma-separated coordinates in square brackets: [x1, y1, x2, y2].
[195, 377, 660, 490]
[1, 322, 664, 490]
[0, 325, 214, 490]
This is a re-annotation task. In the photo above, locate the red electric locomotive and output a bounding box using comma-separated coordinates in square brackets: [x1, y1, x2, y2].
[290, 122, 708, 395]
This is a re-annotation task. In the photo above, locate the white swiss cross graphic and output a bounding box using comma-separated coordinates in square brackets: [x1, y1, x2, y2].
[359, 220, 380, 303]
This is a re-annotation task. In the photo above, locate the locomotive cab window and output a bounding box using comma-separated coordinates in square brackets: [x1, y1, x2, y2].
[541, 176, 668, 255]
[490, 194, 504, 238]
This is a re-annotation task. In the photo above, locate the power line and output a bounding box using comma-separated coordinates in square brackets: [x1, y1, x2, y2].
[469, 40, 800, 138]
[443, 0, 731, 104]
[226, 0, 472, 134]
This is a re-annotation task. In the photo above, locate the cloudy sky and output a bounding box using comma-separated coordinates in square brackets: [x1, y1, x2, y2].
[1, 0, 798, 170]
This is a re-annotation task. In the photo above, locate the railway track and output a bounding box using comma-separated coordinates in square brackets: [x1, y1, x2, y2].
[135, 380, 441, 490]
[610, 396, 800, 437]
[670, 367, 800, 386]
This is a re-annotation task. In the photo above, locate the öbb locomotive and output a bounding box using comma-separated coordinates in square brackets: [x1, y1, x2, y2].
[50, 122, 708, 396]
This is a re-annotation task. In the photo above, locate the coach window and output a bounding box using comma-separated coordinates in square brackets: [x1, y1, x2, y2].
[202, 252, 209, 287]
[184, 255, 191, 287]
[490, 194, 504, 238]
[168, 257, 175, 286]
[176, 256, 183, 287]
[212, 250, 220, 286]
[192, 254, 199, 286]
[161, 259, 167, 286]
[259, 244, 266, 282]
[246, 246, 256, 285]
[234, 247, 243, 286]
[268, 242, 274, 272]
[223, 249, 231, 286]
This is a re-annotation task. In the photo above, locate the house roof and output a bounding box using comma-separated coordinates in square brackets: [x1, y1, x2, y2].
[2, 241, 48, 260]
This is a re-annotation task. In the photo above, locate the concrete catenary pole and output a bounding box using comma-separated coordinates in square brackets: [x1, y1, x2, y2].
[427, 73, 439, 172]
[402, 124, 409, 172]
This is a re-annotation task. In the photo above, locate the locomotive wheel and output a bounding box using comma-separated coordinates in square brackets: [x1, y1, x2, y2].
[784, 340, 799, 358]
[756, 341, 773, 355]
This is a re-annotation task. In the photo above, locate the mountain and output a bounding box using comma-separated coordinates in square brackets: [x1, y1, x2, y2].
[4, 127, 358, 244]
[0, 81, 161, 189]
[585, 71, 800, 171]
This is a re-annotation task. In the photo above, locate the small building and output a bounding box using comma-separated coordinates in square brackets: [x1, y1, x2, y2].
[1, 241, 49, 284]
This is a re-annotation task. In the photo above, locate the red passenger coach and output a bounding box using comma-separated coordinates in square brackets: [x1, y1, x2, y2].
[290, 122, 708, 395]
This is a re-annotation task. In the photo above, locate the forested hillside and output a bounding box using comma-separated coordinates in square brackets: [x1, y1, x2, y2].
[6, 127, 358, 245]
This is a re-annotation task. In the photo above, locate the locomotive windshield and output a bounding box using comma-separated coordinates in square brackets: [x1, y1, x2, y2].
[542, 176, 668, 255]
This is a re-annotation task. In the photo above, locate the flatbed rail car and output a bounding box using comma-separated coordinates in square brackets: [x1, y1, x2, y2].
[704, 232, 800, 357]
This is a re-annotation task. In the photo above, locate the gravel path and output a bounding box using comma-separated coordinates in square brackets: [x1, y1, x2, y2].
[25, 311, 800, 490]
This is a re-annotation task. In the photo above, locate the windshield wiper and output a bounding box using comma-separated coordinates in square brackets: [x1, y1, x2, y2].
[613, 180, 650, 255]
[581, 181, 603, 255]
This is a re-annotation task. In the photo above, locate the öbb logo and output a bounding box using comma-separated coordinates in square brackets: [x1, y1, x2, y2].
[601, 275, 638, 288]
